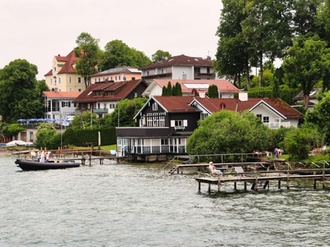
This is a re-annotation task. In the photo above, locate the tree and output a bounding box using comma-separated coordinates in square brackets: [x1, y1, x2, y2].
[282, 35, 328, 109]
[35, 123, 57, 149]
[166, 81, 172, 96]
[70, 110, 99, 130]
[99, 40, 151, 70]
[208, 84, 218, 98]
[151, 50, 172, 62]
[305, 90, 330, 142]
[109, 98, 148, 127]
[283, 123, 324, 159]
[215, 0, 250, 88]
[74, 32, 101, 89]
[241, 0, 293, 87]
[187, 110, 272, 156]
[1, 123, 25, 140]
[0, 59, 44, 123]
[173, 82, 182, 96]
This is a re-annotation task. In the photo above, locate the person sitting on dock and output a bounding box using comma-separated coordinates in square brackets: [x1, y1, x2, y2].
[208, 162, 223, 176]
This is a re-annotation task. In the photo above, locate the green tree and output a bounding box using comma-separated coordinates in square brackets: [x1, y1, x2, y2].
[1, 123, 25, 140]
[215, 0, 250, 88]
[305, 90, 330, 142]
[35, 123, 57, 149]
[241, 0, 293, 86]
[173, 82, 182, 96]
[110, 98, 148, 127]
[166, 81, 173, 96]
[70, 110, 99, 130]
[151, 50, 172, 62]
[100, 40, 151, 70]
[208, 84, 218, 98]
[0, 59, 44, 123]
[74, 32, 101, 89]
[282, 35, 328, 110]
[283, 123, 324, 159]
[187, 110, 272, 156]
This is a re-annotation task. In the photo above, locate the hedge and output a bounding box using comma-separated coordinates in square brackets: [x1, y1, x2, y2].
[62, 127, 116, 147]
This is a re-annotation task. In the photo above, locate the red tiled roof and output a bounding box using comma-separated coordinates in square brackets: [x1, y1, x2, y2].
[153, 96, 196, 113]
[73, 80, 147, 103]
[43, 91, 81, 99]
[194, 97, 304, 119]
[58, 50, 79, 74]
[140, 54, 212, 70]
[152, 79, 240, 93]
[44, 50, 79, 76]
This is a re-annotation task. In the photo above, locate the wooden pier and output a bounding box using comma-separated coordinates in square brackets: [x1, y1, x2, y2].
[195, 168, 330, 193]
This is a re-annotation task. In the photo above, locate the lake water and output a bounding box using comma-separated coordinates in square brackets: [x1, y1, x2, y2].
[1, 154, 330, 247]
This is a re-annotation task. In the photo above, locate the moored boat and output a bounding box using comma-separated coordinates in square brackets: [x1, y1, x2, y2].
[15, 159, 80, 171]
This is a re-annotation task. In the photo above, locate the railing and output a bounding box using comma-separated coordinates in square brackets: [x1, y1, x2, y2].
[92, 108, 108, 114]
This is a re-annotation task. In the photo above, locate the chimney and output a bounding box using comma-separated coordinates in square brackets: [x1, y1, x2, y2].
[199, 91, 205, 98]
[238, 92, 248, 101]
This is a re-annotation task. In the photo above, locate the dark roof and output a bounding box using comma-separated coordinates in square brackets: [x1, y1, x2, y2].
[139, 54, 212, 70]
[73, 79, 147, 103]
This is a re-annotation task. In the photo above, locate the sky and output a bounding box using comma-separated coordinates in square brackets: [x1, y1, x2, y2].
[0, 0, 223, 80]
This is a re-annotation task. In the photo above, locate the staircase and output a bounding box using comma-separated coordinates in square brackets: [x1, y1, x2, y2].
[168, 165, 179, 175]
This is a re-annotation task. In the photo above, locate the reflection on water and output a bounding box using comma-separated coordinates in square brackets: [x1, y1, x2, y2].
[0, 155, 329, 246]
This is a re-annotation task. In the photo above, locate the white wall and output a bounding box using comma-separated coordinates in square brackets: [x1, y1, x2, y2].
[172, 66, 194, 80]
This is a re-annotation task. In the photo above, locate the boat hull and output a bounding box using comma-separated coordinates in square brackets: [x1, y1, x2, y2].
[15, 159, 80, 171]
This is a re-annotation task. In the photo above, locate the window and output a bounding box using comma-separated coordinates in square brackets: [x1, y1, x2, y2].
[62, 101, 71, 107]
[146, 112, 166, 127]
[152, 102, 158, 111]
[53, 67, 56, 72]
[170, 119, 187, 130]
[256, 114, 262, 121]
[58, 77, 61, 84]
[263, 116, 269, 123]
[69, 77, 72, 83]
[200, 113, 208, 120]
[78, 77, 82, 83]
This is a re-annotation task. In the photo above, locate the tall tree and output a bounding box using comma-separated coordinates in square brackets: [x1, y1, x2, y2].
[215, 0, 250, 88]
[208, 84, 218, 98]
[241, 0, 293, 87]
[0, 59, 43, 122]
[99, 40, 151, 70]
[74, 32, 101, 89]
[282, 35, 328, 110]
[151, 50, 172, 62]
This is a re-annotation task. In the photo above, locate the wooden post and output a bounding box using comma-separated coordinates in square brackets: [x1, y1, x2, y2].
[286, 171, 290, 190]
[234, 182, 237, 190]
[322, 166, 326, 189]
[198, 182, 201, 192]
[218, 176, 221, 192]
[208, 183, 211, 194]
[278, 180, 281, 189]
[244, 181, 247, 191]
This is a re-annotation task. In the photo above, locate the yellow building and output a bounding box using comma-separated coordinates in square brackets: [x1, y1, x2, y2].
[44, 50, 85, 92]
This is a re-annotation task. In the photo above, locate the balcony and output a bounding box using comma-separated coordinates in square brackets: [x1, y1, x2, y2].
[116, 127, 172, 138]
[92, 108, 108, 114]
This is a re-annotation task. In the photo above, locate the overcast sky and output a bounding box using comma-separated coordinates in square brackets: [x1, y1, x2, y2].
[1, 0, 223, 79]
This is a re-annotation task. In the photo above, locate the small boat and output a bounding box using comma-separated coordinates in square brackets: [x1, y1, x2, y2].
[15, 159, 80, 171]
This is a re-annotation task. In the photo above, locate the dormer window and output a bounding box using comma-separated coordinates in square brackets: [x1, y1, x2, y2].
[152, 102, 158, 111]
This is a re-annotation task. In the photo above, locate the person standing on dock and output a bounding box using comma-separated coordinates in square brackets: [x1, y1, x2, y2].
[209, 162, 222, 176]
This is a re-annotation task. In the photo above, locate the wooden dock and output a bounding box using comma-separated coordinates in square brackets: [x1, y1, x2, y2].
[195, 168, 330, 193]
[167, 161, 273, 175]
